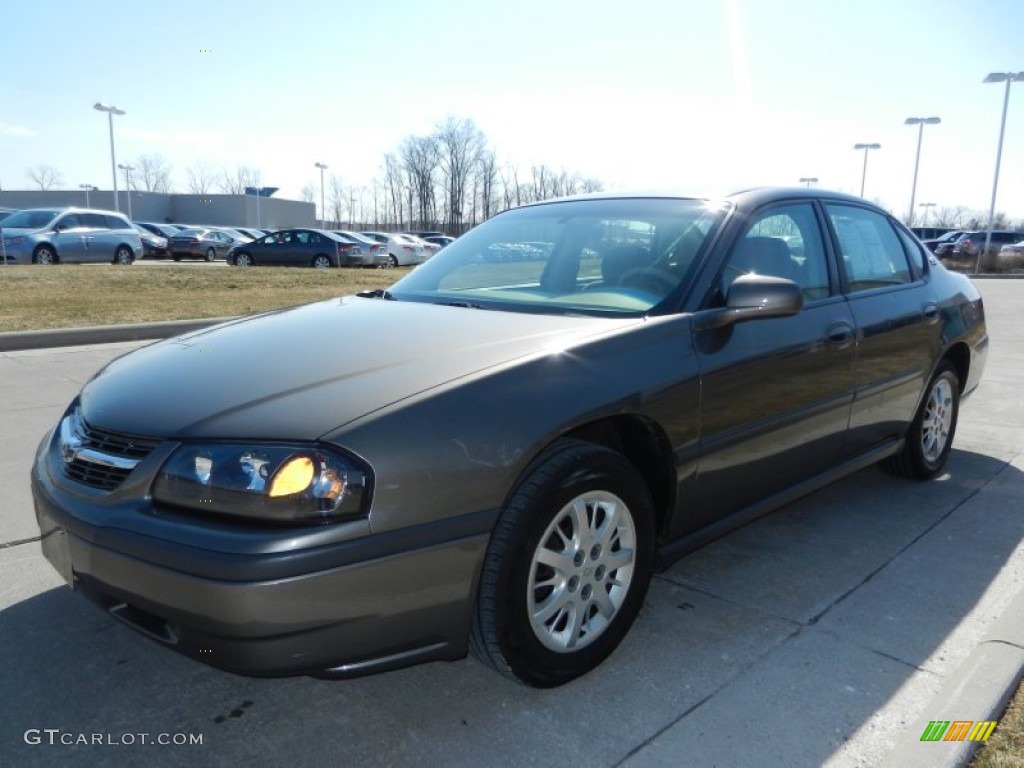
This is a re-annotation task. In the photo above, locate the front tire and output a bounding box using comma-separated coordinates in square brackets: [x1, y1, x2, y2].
[471, 439, 655, 687]
[33, 245, 58, 265]
[234, 252, 253, 267]
[205, 247, 216, 262]
[388, 254, 399, 268]
[882, 361, 960, 480]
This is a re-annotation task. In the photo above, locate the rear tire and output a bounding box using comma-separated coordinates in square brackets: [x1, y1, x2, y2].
[471, 439, 655, 687]
[881, 361, 960, 480]
[388, 254, 399, 268]
[114, 246, 134, 265]
[312, 255, 332, 269]
[205, 248, 216, 262]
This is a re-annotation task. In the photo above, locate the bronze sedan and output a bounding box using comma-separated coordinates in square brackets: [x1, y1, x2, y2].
[32, 188, 987, 687]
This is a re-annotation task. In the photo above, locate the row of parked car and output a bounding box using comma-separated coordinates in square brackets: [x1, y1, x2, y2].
[0, 206, 456, 268]
[913, 227, 1024, 264]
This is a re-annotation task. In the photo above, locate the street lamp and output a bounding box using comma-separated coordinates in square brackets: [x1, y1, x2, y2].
[904, 117, 940, 224]
[853, 143, 881, 198]
[93, 103, 125, 212]
[799, 177, 818, 187]
[314, 162, 328, 228]
[117, 164, 135, 219]
[918, 202, 936, 228]
[78, 183, 97, 207]
[979, 72, 1024, 272]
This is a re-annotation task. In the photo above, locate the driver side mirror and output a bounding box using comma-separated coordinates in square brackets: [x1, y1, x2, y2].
[694, 274, 803, 331]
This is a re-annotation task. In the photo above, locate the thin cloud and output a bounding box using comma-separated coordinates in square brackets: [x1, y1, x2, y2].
[0, 120, 34, 138]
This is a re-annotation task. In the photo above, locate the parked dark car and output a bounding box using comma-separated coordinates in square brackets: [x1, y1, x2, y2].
[227, 228, 362, 268]
[168, 228, 240, 261]
[0, 207, 18, 222]
[135, 221, 181, 240]
[32, 188, 987, 688]
[0, 207, 140, 264]
[921, 230, 964, 256]
[331, 230, 391, 267]
[132, 224, 168, 259]
[952, 230, 1023, 259]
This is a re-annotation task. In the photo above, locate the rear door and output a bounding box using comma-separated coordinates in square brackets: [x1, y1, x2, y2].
[690, 201, 857, 529]
[823, 203, 937, 452]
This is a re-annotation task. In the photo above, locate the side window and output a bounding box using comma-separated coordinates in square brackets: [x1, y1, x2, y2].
[720, 203, 830, 302]
[894, 225, 927, 279]
[259, 234, 276, 245]
[293, 232, 310, 244]
[105, 215, 130, 230]
[825, 204, 912, 291]
[81, 213, 110, 229]
[308, 233, 322, 244]
[55, 214, 82, 230]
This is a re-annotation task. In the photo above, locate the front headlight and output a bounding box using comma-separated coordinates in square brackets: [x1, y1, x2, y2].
[152, 443, 371, 524]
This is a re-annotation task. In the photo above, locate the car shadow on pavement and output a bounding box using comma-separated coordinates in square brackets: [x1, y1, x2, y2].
[0, 448, 1020, 768]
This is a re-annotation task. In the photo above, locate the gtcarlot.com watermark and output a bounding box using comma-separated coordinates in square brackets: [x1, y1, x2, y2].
[24, 729, 203, 747]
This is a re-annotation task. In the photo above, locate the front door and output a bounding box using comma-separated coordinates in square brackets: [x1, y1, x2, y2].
[689, 201, 857, 530]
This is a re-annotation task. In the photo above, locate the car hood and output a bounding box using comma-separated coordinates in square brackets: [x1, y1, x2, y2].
[79, 297, 640, 440]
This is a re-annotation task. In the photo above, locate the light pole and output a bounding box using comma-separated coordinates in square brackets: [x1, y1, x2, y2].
[979, 72, 1024, 272]
[918, 202, 936, 228]
[93, 103, 125, 212]
[314, 162, 328, 228]
[78, 183, 97, 207]
[853, 143, 881, 198]
[799, 177, 818, 188]
[904, 117, 940, 224]
[117, 164, 135, 219]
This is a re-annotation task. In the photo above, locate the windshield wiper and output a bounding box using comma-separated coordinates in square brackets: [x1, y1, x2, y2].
[356, 289, 397, 300]
[435, 300, 486, 309]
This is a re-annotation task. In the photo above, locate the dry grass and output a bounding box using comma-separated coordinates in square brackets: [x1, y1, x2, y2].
[0, 264, 409, 331]
[971, 680, 1024, 767]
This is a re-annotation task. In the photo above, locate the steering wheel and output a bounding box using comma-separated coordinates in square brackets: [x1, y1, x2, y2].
[617, 267, 679, 296]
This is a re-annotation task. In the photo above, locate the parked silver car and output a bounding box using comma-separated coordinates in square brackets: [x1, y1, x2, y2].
[359, 231, 427, 266]
[0, 207, 141, 265]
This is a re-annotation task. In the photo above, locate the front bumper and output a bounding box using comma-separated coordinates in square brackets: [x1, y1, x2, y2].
[31, 431, 492, 678]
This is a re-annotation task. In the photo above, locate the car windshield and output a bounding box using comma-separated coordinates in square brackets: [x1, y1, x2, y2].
[1, 209, 61, 229]
[389, 198, 727, 316]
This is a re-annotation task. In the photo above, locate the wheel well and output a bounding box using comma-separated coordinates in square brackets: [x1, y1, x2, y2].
[942, 342, 970, 393]
[564, 416, 675, 541]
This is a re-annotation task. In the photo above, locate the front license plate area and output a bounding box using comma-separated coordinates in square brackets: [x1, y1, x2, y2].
[40, 528, 75, 588]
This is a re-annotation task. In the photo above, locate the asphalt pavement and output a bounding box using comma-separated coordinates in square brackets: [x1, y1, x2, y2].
[0, 281, 1021, 768]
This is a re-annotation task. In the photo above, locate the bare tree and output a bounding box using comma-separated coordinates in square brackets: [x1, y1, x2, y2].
[400, 135, 439, 229]
[186, 160, 216, 194]
[218, 165, 259, 194]
[382, 152, 404, 228]
[27, 164, 63, 191]
[136, 154, 172, 192]
[300, 183, 316, 203]
[328, 174, 345, 229]
[435, 117, 483, 234]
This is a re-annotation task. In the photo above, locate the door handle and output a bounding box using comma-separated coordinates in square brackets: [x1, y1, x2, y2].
[826, 321, 855, 348]
[923, 303, 940, 325]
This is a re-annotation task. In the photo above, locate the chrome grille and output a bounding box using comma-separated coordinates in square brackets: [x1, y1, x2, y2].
[61, 414, 161, 491]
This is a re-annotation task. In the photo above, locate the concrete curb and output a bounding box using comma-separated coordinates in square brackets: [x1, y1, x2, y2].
[0, 317, 236, 353]
[883, 586, 1024, 768]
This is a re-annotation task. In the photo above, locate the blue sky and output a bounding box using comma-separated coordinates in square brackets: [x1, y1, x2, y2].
[2, 0, 1023, 222]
